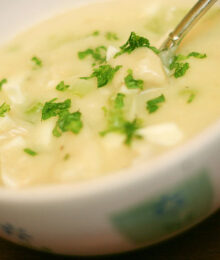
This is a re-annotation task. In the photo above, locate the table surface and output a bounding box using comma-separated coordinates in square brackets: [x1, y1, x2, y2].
[0, 210, 220, 260]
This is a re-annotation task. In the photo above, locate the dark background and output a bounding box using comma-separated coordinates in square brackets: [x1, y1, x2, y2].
[0, 210, 219, 260]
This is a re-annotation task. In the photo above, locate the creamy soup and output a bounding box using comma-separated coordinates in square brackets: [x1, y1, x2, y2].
[0, 0, 219, 188]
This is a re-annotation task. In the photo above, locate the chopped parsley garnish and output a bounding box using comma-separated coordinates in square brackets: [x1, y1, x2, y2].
[146, 94, 166, 113]
[175, 52, 207, 61]
[42, 99, 83, 137]
[0, 103, 10, 117]
[114, 32, 160, 58]
[56, 81, 70, 92]
[0, 78, 7, 91]
[24, 148, 38, 156]
[114, 93, 125, 109]
[170, 61, 190, 78]
[105, 32, 119, 41]
[53, 111, 83, 137]
[187, 94, 196, 103]
[42, 99, 71, 120]
[100, 93, 142, 145]
[78, 46, 107, 66]
[125, 69, 144, 90]
[92, 30, 100, 36]
[81, 64, 122, 88]
[180, 88, 197, 103]
[170, 51, 207, 78]
[31, 56, 42, 68]
[122, 120, 142, 145]
[188, 52, 207, 59]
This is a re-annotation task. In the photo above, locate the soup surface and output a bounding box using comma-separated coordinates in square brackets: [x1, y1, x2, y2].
[0, 0, 220, 188]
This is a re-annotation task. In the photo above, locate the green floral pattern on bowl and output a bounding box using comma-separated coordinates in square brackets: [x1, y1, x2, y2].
[111, 169, 213, 244]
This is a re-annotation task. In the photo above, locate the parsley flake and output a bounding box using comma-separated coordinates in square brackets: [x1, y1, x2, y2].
[81, 64, 122, 88]
[114, 93, 125, 109]
[100, 93, 142, 145]
[92, 31, 100, 36]
[0, 103, 10, 117]
[56, 81, 70, 92]
[42, 99, 71, 120]
[42, 99, 83, 137]
[170, 61, 190, 78]
[114, 32, 160, 58]
[180, 88, 197, 103]
[146, 94, 166, 113]
[105, 32, 119, 41]
[188, 52, 207, 59]
[0, 78, 7, 91]
[31, 56, 42, 68]
[78, 46, 107, 65]
[170, 51, 207, 78]
[175, 52, 207, 61]
[53, 111, 83, 137]
[187, 93, 196, 103]
[123, 120, 142, 145]
[125, 69, 144, 90]
[24, 148, 38, 156]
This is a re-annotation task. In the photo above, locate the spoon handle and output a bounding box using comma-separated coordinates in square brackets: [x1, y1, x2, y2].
[160, 0, 218, 51]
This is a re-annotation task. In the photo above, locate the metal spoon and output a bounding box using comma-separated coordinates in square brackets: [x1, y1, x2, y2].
[159, 0, 218, 71]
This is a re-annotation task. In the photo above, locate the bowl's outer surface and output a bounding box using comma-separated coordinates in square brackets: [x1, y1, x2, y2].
[0, 0, 220, 256]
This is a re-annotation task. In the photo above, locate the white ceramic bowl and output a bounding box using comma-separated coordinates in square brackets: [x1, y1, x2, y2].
[0, 0, 220, 257]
